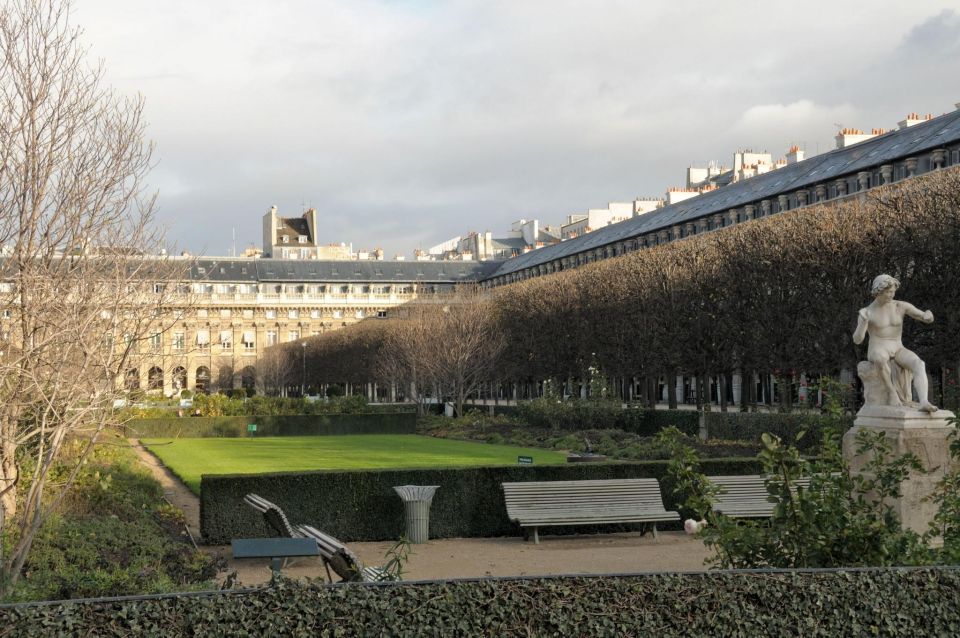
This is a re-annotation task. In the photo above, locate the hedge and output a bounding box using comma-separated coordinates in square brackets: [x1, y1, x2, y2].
[200, 457, 762, 544]
[705, 411, 854, 451]
[125, 413, 416, 438]
[2, 568, 959, 636]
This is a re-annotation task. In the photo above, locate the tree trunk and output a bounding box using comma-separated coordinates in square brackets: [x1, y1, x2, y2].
[667, 371, 678, 410]
[719, 373, 729, 412]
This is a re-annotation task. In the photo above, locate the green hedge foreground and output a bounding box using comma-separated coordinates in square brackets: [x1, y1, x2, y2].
[2, 568, 959, 636]
[126, 413, 416, 438]
[201, 458, 762, 544]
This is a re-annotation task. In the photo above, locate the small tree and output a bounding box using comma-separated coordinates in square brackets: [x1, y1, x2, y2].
[0, 0, 182, 595]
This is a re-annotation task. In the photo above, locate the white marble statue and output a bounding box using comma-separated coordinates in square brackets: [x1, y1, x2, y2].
[853, 274, 937, 412]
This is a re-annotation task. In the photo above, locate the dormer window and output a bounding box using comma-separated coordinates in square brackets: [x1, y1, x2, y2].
[297, 236, 307, 243]
[282, 236, 289, 243]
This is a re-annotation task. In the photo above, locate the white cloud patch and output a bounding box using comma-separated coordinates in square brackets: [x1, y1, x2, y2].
[67, 1, 960, 257]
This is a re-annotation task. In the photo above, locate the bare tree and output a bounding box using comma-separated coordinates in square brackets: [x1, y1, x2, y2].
[0, 0, 181, 595]
[376, 307, 438, 415]
[427, 296, 506, 417]
[258, 345, 297, 396]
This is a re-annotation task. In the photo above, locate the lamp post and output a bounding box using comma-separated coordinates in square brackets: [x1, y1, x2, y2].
[301, 341, 307, 397]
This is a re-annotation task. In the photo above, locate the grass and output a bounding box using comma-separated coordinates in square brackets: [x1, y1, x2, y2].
[142, 434, 568, 494]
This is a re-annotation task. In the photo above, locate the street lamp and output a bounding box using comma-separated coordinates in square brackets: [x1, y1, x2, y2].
[301, 341, 307, 397]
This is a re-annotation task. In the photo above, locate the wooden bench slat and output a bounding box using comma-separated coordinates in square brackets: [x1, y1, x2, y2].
[502, 478, 679, 544]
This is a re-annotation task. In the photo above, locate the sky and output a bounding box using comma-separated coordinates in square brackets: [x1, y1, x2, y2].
[75, 1, 960, 259]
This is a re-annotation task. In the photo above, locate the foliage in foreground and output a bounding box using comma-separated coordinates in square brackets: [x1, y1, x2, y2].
[1, 569, 959, 636]
[663, 399, 960, 569]
[5, 437, 218, 602]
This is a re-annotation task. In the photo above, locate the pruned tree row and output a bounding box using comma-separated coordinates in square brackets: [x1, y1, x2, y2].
[285, 168, 960, 411]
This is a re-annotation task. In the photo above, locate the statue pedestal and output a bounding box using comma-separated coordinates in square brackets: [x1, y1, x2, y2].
[842, 406, 956, 538]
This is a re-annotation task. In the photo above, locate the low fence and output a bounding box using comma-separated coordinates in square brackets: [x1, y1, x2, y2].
[125, 413, 416, 439]
[2, 568, 957, 635]
[200, 458, 762, 544]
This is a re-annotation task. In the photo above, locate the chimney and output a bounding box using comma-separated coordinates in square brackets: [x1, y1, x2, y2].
[786, 145, 804, 164]
[835, 128, 877, 149]
[898, 112, 924, 129]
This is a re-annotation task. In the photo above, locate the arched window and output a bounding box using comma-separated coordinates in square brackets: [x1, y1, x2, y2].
[125, 368, 140, 391]
[172, 366, 187, 391]
[195, 366, 211, 393]
[148, 366, 163, 391]
[241, 366, 256, 392]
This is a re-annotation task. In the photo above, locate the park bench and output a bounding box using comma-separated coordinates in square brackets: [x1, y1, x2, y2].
[707, 475, 812, 518]
[242, 493, 391, 582]
[501, 478, 680, 544]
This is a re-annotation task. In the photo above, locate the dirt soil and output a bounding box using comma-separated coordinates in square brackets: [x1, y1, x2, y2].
[131, 440, 715, 588]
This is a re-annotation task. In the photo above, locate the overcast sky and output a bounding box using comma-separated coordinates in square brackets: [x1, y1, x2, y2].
[76, 1, 960, 259]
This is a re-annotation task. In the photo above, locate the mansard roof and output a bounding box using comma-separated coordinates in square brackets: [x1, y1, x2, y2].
[487, 108, 960, 280]
[187, 258, 501, 283]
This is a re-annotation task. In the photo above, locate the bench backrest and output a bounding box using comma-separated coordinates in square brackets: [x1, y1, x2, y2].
[707, 475, 813, 515]
[243, 493, 299, 538]
[297, 524, 363, 581]
[502, 479, 671, 515]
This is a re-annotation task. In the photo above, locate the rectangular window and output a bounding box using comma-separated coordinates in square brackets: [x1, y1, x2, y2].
[220, 309, 231, 318]
[243, 309, 254, 319]
[298, 235, 307, 243]
[377, 310, 387, 319]
[355, 310, 364, 319]
[220, 330, 233, 349]
[288, 309, 299, 319]
[310, 309, 320, 319]
[1, 310, 10, 319]
[149, 333, 162, 349]
[172, 332, 185, 350]
[153, 283, 165, 294]
[266, 330, 278, 346]
[289, 330, 299, 342]
[197, 309, 208, 318]
[333, 310, 342, 319]
[952, 149, 960, 165]
[265, 309, 277, 319]
[242, 331, 255, 349]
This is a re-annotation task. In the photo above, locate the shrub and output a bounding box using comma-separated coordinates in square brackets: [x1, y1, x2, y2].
[126, 413, 416, 438]
[2, 569, 959, 635]
[200, 458, 763, 544]
[9, 436, 218, 602]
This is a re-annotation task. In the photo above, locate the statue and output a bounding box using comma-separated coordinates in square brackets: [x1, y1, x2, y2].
[853, 274, 937, 412]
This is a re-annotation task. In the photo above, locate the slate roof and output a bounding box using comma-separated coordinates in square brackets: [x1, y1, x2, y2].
[487, 108, 960, 279]
[188, 258, 501, 283]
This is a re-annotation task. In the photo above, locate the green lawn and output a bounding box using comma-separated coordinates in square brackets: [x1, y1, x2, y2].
[142, 435, 567, 494]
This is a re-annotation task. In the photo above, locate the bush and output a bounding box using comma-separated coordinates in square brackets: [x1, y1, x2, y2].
[126, 413, 416, 438]
[2, 569, 959, 636]
[514, 400, 700, 437]
[706, 411, 852, 452]
[200, 457, 762, 544]
[9, 436, 218, 602]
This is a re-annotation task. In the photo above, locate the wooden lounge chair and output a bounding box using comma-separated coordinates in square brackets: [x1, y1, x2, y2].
[242, 493, 391, 582]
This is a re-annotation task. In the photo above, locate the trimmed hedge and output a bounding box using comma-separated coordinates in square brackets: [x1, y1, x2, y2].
[705, 411, 853, 451]
[2, 569, 959, 636]
[126, 413, 416, 438]
[200, 457, 762, 544]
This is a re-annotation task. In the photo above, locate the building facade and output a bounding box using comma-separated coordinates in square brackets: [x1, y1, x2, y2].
[124, 259, 499, 395]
